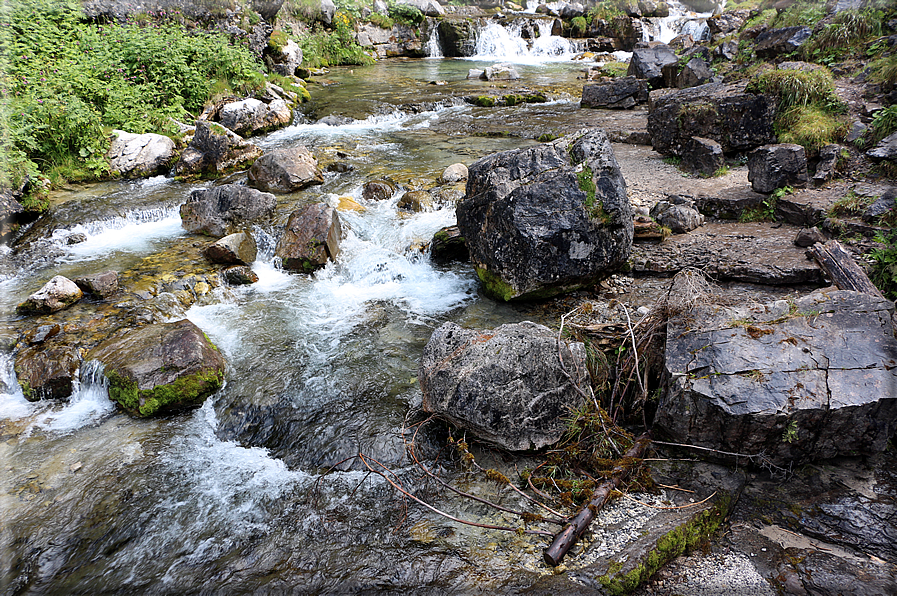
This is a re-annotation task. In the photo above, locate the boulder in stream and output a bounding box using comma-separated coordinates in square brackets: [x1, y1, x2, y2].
[248, 146, 324, 193]
[203, 231, 257, 265]
[362, 179, 397, 202]
[218, 98, 292, 137]
[223, 265, 259, 285]
[457, 128, 633, 301]
[172, 121, 263, 179]
[275, 202, 342, 272]
[419, 321, 590, 451]
[654, 289, 897, 466]
[14, 345, 80, 401]
[180, 184, 276, 238]
[74, 271, 119, 298]
[440, 163, 468, 184]
[88, 319, 226, 417]
[107, 130, 177, 178]
[0, 189, 24, 241]
[16, 276, 83, 315]
[430, 225, 468, 264]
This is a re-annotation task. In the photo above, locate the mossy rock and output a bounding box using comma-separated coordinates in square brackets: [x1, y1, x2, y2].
[88, 319, 226, 417]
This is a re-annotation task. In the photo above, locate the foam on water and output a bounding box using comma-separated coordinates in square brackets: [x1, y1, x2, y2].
[471, 22, 575, 63]
[53, 207, 185, 262]
[0, 352, 31, 420]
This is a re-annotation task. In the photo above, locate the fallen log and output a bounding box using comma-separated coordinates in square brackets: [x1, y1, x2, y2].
[543, 433, 652, 566]
[808, 240, 884, 298]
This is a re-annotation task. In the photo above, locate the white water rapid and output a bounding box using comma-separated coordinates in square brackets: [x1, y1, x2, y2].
[472, 20, 575, 63]
[645, 0, 718, 44]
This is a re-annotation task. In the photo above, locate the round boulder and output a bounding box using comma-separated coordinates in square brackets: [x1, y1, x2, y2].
[248, 146, 324, 193]
[16, 276, 83, 315]
[203, 231, 258, 265]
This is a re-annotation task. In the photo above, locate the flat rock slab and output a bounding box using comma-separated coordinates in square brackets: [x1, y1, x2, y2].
[629, 222, 824, 285]
[654, 289, 897, 466]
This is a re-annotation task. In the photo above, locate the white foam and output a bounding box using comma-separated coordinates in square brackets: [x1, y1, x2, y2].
[0, 352, 32, 420]
[471, 22, 575, 64]
[54, 207, 185, 262]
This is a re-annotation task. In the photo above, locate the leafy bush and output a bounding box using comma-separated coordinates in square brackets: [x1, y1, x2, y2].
[588, 0, 623, 22]
[387, 3, 423, 26]
[2, 0, 266, 189]
[368, 12, 394, 29]
[871, 229, 897, 301]
[870, 105, 897, 143]
[571, 16, 587, 36]
[297, 11, 375, 68]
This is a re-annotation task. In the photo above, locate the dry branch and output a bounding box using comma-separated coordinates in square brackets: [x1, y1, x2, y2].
[808, 240, 884, 297]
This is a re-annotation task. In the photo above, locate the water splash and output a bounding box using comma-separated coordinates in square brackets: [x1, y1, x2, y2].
[426, 27, 443, 58]
[472, 21, 574, 63]
[644, 0, 714, 43]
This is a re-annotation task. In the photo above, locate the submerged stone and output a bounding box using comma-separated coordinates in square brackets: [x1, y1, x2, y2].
[15, 345, 80, 401]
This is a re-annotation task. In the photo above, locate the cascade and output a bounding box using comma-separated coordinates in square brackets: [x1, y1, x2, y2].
[426, 25, 444, 58]
[643, 0, 718, 44]
[472, 20, 574, 62]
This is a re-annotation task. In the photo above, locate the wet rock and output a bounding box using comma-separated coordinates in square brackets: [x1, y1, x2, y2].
[754, 26, 812, 60]
[317, 115, 355, 126]
[397, 190, 433, 212]
[219, 98, 292, 137]
[275, 202, 342, 272]
[223, 265, 259, 285]
[248, 146, 324, 193]
[654, 289, 897, 466]
[713, 40, 738, 60]
[627, 44, 677, 89]
[269, 38, 303, 77]
[862, 187, 897, 223]
[748, 144, 809, 194]
[581, 76, 649, 109]
[681, 0, 719, 11]
[362, 179, 397, 201]
[467, 68, 484, 79]
[681, 136, 724, 177]
[16, 276, 83, 315]
[88, 319, 226, 417]
[794, 226, 828, 247]
[65, 232, 87, 245]
[172, 121, 263, 179]
[419, 321, 590, 451]
[25, 323, 61, 345]
[438, 19, 477, 57]
[14, 345, 80, 401]
[180, 184, 276, 238]
[457, 129, 633, 301]
[203, 231, 258, 265]
[559, 1, 585, 18]
[74, 271, 119, 298]
[649, 197, 704, 233]
[337, 196, 366, 212]
[483, 63, 520, 81]
[667, 33, 694, 51]
[867, 131, 897, 162]
[648, 82, 775, 157]
[430, 225, 468, 264]
[106, 130, 176, 178]
[440, 163, 468, 184]
[0, 189, 24, 240]
[813, 144, 842, 186]
[845, 121, 867, 144]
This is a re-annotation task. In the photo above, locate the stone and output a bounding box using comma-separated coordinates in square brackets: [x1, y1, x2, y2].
[483, 63, 520, 81]
[581, 76, 649, 109]
[675, 57, 713, 89]
[0, 189, 24, 241]
[172, 121, 263, 179]
[654, 289, 897, 466]
[203, 231, 258, 265]
[16, 276, 83, 315]
[812, 144, 842, 186]
[362, 179, 397, 201]
[627, 45, 677, 89]
[681, 0, 719, 11]
[88, 319, 226, 417]
[439, 20, 477, 57]
[748, 144, 809, 194]
[269, 38, 303, 77]
[794, 226, 828, 247]
[867, 131, 897, 162]
[650, 197, 705, 233]
[275, 202, 342, 272]
[14, 345, 80, 401]
[862, 187, 897, 223]
[440, 163, 468, 184]
[373, 0, 387, 12]
[457, 129, 633, 301]
[648, 82, 775, 157]
[681, 136, 724, 177]
[248, 146, 324, 193]
[560, 1, 585, 18]
[707, 9, 748, 37]
[106, 130, 177, 178]
[667, 33, 694, 51]
[754, 26, 813, 59]
[218, 98, 292, 137]
[320, 0, 335, 24]
[223, 265, 259, 285]
[337, 196, 366, 212]
[713, 40, 737, 61]
[467, 68, 485, 79]
[845, 121, 867, 144]
[65, 233, 87, 245]
[74, 271, 119, 298]
[396, 0, 444, 16]
[180, 184, 276, 238]
[397, 190, 433, 212]
[430, 225, 468, 264]
[25, 323, 61, 345]
[419, 321, 590, 451]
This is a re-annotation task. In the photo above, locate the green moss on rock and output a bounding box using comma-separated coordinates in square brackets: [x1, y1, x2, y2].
[475, 266, 517, 301]
[106, 367, 223, 417]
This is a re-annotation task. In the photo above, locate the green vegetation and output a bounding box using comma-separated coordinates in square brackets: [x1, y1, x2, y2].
[368, 12, 394, 29]
[106, 367, 224, 417]
[870, 105, 897, 144]
[297, 11, 375, 68]
[871, 229, 897, 301]
[571, 15, 588, 36]
[588, 0, 623, 22]
[2, 0, 267, 196]
[475, 266, 516, 301]
[746, 68, 847, 153]
[596, 61, 629, 78]
[772, 0, 825, 28]
[387, 2, 424, 26]
[829, 190, 874, 217]
[869, 54, 897, 86]
[802, 9, 882, 64]
[740, 186, 791, 222]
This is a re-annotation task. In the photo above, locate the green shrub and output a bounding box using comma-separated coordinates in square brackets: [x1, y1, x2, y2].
[773, 0, 825, 28]
[297, 12, 375, 68]
[571, 16, 587, 36]
[368, 12, 394, 29]
[588, 0, 623, 22]
[388, 3, 423, 26]
[802, 9, 882, 63]
[870, 105, 897, 143]
[871, 229, 897, 301]
[777, 105, 848, 152]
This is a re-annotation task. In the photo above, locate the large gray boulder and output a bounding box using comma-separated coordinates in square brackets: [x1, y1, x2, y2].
[248, 146, 324, 193]
[218, 98, 292, 137]
[647, 81, 776, 157]
[419, 321, 590, 451]
[457, 129, 633, 301]
[1, 189, 25, 241]
[748, 144, 809, 194]
[627, 45, 677, 89]
[754, 26, 812, 60]
[269, 38, 303, 77]
[581, 76, 649, 109]
[396, 0, 443, 16]
[203, 231, 258, 265]
[14, 345, 80, 401]
[74, 271, 119, 298]
[180, 184, 276, 237]
[654, 289, 897, 466]
[867, 131, 897, 162]
[88, 319, 226, 418]
[107, 130, 177, 178]
[681, 136, 724, 176]
[16, 276, 83, 315]
[275, 202, 342, 272]
[172, 121, 263, 179]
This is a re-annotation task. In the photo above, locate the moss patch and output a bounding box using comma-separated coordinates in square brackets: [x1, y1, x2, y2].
[106, 367, 224, 417]
[475, 266, 517, 301]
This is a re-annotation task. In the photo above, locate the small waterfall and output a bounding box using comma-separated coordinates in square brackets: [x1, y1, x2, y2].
[644, 0, 715, 44]
[52, 206, 184, 262]
[473, 20, 573, 62]
[426, 26, 443, 58]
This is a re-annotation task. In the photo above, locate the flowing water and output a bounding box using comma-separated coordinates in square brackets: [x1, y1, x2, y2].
[0, 56, 622, 594]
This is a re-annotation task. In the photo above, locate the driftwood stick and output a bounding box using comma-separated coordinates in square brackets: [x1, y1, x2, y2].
[543, 433, 651, 566]
[808, 240, 884, 298]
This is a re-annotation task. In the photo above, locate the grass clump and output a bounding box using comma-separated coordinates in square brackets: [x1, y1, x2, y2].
[571, 15, 587, 36]
[368, 12, 394, 29]
[740, 186, 791, 222]
[870, 105, 897, 144]
[802, 9, 882, 64]
[588, 1, 624, 22]
[869, 54, 897, 86]
[829, 190, 874, 217]
[772, 0, 825, 28]
[388, 3, 424, 26]
[871, 229, 897, 301]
